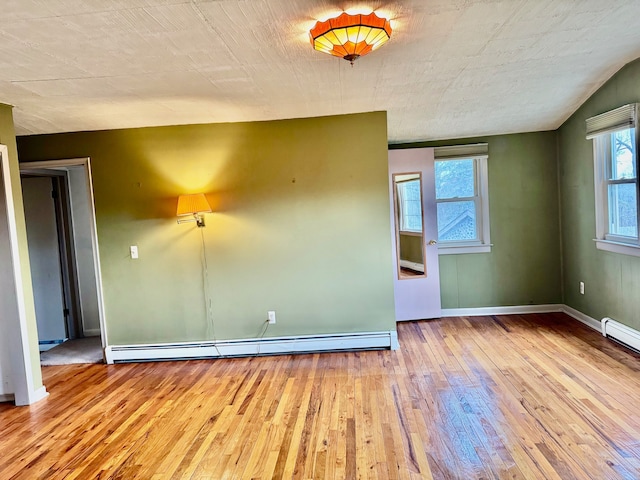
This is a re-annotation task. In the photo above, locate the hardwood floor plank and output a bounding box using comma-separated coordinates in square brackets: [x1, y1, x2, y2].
[1, 313, 640, 479]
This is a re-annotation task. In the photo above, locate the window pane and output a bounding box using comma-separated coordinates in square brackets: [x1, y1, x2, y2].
[608, 183, 638, 238]
[437, 201, 476, 241]
[610, 128, 636, 180]
[435, 159, 475, 199]
[398, 180, 422, 232]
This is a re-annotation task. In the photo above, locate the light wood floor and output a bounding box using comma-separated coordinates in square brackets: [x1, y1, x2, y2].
[1, 313, 639, 479]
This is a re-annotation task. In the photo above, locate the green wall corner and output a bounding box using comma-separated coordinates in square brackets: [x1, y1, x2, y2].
[559, 58, 640, 332]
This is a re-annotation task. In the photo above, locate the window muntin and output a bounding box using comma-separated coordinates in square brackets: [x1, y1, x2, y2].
[396, 178, 422, 233]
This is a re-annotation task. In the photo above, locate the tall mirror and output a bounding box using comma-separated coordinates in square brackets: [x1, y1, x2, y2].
[393, 173, 426, 279]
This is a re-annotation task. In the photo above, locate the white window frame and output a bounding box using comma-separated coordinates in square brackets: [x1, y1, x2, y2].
[396, 176, 422, 234]
[588, 104, 640, 257]
[434, 144, 491, 255]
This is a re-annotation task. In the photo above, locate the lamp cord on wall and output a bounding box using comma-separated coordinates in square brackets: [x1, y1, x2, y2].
[200, 227, 223, 357]
[199, 226, 270, 359]
[255, 320, 270, 357]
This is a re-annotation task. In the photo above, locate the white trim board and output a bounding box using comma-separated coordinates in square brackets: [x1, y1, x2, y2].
[0, 394, 15, 403]
[560, 305, 601, 332]
[1, 145, 48, 406]
[105, 330, 399, 364]
[95, 306, 613, 365]
[440, 304, 602, 334]
[20, 158, 108, 350]
[30, 386, 49, 403]
[441, 304, 564, 317]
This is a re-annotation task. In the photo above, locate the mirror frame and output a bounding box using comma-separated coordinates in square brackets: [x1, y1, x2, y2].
[392, 172, 426, 280]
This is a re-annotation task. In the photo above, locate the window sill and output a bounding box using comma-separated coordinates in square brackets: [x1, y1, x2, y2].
[594, 239, 640, 257]
[438, 244, 492, 255]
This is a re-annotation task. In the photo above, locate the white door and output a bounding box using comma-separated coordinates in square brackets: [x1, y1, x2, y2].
[21, 176, 67, 343]
[389, 148, 441, 321]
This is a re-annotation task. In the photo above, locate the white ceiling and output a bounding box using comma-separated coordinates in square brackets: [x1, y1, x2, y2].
[2, 0, 640, 143]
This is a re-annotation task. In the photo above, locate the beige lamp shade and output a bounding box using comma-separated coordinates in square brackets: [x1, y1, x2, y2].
[177, 193, 212, 227]
[177, 193, 212, 216]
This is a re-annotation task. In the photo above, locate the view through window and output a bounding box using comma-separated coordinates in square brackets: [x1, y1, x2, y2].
[606, 128, 638, 239]
[435, 158, 477, 242]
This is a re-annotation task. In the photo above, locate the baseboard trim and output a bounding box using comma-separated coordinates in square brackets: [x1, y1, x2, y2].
[441, 304, 564, 317]
[83, 329, 101, 337]
[440, 303, 603, 333]
[0, 393, 15, 403]
[104, 330, 398, 364]
[390, 331, 399, 350]
[560, 305, 601, 332]
[98, 306, 603, 364]
[15, 386, 49, 406]
[31, 386, 49, 404]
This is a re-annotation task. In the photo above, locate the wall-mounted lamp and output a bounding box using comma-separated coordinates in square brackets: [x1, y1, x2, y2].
[177, 193, 212, 227]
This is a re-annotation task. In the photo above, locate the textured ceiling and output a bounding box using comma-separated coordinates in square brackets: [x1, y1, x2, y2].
[2, 0, 640, 142]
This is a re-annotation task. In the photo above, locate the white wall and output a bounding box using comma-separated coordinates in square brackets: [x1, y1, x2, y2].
[0, 171, 16, 397]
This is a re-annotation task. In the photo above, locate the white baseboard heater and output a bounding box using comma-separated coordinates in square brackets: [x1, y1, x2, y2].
[601, 317, 640, 353]
[105, 330, 399, 364]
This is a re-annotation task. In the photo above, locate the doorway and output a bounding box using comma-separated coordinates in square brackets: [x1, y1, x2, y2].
[21, 173, 78, 350]
[20, 159, 107, 364]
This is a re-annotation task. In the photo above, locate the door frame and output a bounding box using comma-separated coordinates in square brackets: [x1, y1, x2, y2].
[20, 158, 108, 350]
[0, 144, 47, 405]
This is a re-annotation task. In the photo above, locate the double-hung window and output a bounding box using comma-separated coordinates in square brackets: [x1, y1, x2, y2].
[434, 144, 491, 254]
[588, 104, 640, 256]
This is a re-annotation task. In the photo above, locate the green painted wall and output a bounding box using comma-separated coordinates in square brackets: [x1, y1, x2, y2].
[18, 112, 396, 345]
[559, 59, 640, 331]
[0, 104, 43, 391]
[392, 132, 562, 308]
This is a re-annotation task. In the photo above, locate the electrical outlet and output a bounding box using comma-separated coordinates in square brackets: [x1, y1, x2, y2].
[130, 245, 138, 259]
[267, 311, 276, 324]
[579, 281, 585, 295]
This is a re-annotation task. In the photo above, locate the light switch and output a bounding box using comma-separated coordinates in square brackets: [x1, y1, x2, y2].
[130, 245, 138, 259]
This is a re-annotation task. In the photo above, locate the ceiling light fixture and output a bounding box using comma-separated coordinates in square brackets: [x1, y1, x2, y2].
[309, 12, 392, 65]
